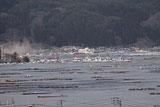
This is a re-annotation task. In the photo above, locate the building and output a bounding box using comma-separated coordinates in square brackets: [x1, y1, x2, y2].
[0, 46, 1, 60]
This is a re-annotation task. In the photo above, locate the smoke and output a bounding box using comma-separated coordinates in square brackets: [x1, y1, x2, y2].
[2, 39, 32, 54]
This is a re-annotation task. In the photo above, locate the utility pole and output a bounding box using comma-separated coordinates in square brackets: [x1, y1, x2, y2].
[11, 98, 14, 107]
[111, 97, 122, 107]
[60, 100, 63, 107]
[57, 100, 63, 107]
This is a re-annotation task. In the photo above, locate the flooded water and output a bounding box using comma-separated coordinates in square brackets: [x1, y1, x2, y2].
[0, 52, 160, 107]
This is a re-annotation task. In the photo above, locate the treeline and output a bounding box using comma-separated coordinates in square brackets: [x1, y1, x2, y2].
[0, 0, 160, 47]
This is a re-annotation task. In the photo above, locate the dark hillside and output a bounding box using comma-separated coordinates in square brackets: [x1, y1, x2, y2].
[0, 0, 160, 47]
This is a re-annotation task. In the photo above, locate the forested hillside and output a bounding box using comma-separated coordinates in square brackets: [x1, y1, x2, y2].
[0, 0, 160, 47]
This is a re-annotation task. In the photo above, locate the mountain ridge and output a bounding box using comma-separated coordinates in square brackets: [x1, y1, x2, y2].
[0, 0, 160, 47]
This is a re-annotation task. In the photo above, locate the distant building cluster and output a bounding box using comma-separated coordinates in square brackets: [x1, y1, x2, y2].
[0, 46, 30, 63]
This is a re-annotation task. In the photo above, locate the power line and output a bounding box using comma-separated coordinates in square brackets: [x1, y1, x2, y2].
[122, 100, 151, 107]
[64, 99, 111, 107]
[121, 98, 153, 107]
[64, 98, 111, 106]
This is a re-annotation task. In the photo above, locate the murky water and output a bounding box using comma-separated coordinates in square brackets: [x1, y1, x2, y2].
[0, 52, 160, 107]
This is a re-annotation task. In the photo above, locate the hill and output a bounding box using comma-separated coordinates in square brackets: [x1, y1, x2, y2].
[0, 0, 160, 47]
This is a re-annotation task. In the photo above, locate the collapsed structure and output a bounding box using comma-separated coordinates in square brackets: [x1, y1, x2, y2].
[0, 46, 30, 63]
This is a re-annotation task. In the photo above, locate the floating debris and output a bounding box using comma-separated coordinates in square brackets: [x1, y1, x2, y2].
[150, 68, 160, 73]
[0, 72, 21, 75]
[38, 85, 78, 89]
[96, 78, 114, 80]
[120, 81, 142, 83]
[15, 85, 38, 88]
[0, 84, 36, 88]
[60, 72, 75, 74]
[129, 88, 156, 91]
[90, 68, 103, 71]
[91, 76, 114, 80]
[24, 75, 33, 78]
[150, 93, 160, 95]
[24, 70, 55, 72]
[18, 68, 40, 70]
[0, 82, 16, 86]
[91, 77, 103, 79]
[32, 78, 73, 81]
[19, 68, 57, 72]
[100, 65, 113, 67]
[123, 79, 142, 81]
[3, 79, 28, 82]
[23, 92, 51, 95]
[82, 56, 132, 63]
[0, 76, 10, 78]
[60, 71, 84, 74]
[0, 90, 26, 94]
[94, 71, 129, 74]
[37, 94, 68, 98]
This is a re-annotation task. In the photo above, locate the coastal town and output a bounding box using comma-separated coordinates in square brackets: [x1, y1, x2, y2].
[1, 45, 160, 65]
[1, 45, 159, 64]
